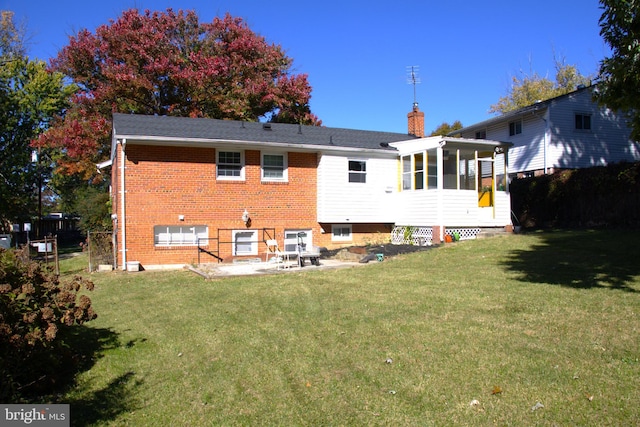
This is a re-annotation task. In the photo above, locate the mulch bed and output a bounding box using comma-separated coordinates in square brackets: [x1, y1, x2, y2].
[322, 243, 436, 260]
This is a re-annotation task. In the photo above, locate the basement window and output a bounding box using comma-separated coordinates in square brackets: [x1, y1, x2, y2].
[232, 230, 258, 255]
[331, 224, 352, 242]
[154, 225, 208, 246]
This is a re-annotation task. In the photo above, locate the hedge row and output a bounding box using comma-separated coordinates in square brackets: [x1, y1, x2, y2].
[510, 161, 640, 228]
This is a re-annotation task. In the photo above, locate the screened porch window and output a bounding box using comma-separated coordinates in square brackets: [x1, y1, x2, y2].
[414, 153, 424, 190]
[459, 150, 477, 190]
[403, 151, 437, 190]
[402, 155, 411, 190]
[427, 149, 438, 189]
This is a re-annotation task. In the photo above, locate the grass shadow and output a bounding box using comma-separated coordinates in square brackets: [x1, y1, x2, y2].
[48, 326, 143, 425]
[502, 229, 640, 291]
[67, 371, 143, 426]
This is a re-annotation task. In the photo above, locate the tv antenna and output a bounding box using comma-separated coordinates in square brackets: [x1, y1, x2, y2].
[406, 65, 421, 107]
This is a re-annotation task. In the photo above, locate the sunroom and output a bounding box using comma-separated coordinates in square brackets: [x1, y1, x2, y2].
[389, 136, 513, 244]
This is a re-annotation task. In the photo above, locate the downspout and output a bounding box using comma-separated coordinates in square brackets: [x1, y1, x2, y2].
[120, 139, 127, 270]
[542, 110, 550, 174]
[437, 140, 446, 242]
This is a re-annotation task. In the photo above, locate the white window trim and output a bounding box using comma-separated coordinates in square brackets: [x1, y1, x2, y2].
[402, 155, 412, 190]
[284, 229, 312, 253]
[509, 120, 522, 136]
[217, 150, 245, 181]
[348, 159, 367, 183]
[261, 152, 288, 182]
[154, 225, 208, 247]
[331, 224, 352, 242]
[232, 230, 258, 255]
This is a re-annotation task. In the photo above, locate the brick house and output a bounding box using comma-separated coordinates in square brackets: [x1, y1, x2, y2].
[108, 108, 513, 269]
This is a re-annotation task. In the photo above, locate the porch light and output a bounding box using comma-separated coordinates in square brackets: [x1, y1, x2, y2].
[242, 209, 250, 224]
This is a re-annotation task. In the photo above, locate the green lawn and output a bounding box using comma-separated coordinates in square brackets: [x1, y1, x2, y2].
[60, 230, 640, 426]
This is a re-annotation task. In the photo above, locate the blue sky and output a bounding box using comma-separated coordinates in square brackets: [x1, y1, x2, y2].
[4, 0, 608, 134]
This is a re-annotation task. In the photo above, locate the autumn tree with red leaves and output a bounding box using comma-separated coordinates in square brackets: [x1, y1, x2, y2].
[35, 8, 320, 188]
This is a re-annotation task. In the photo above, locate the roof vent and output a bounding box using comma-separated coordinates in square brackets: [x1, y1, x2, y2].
[262, 123, 272, 131]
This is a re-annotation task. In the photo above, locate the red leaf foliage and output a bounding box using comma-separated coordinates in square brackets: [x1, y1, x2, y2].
[40, 9, 320, 178]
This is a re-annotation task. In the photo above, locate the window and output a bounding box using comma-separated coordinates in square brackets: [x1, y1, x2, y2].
[427, 149, 438, 189]
[475, 130, 487, 139]
[154, 225, 208, 246]
[331, 224, 352, 242]
[284, 229, 312, 253]
[402, 151, 435, 191]
[575, 113, 591, 130]
[443, 150, 458, 189]
[402, 155, 412, 190]
[262, 153, 287, 181]
[509, 120, 522, 136]
[233, 230, 257, 255]
[414, 153, 424, 190]
[459, 150, 477, 190]
[217, 151, 243, 179]
[348, 160, 367, 183]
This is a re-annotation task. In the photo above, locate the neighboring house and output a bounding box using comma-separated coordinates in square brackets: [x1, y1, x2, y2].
[107, 109, 512, 269]
[453, 85, 640, 177]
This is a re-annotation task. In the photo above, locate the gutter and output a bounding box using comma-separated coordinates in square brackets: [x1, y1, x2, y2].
[112, 135, 401, 156]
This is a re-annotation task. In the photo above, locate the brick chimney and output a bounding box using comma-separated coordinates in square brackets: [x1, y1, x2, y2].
[407, 103, 425, 137]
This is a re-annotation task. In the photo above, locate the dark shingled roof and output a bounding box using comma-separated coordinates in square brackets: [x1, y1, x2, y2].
[112, 113, 416, 151]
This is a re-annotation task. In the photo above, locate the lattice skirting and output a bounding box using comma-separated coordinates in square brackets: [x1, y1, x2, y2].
[391, 226, 433, 246]
[391, 226, 481, 245]
[445, 228, 481, 241]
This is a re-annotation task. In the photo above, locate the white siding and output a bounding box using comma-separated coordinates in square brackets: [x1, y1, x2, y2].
[479, 112, 547, 173]
[390, 191, 440, 226]
[549, 90, 640, 168]
[317, 154, 397, 223]
[459, 88, 640, 174]
[391, 190, 511, 227]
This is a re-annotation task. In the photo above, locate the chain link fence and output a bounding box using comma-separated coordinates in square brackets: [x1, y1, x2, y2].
[87, 231, 114, 272]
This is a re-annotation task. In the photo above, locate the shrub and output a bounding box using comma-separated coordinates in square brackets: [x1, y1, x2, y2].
[511, 162, 640, 228]
[0, 247, 97, 401]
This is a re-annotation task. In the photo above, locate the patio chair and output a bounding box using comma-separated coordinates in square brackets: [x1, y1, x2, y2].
[264, 239, 290, 269]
